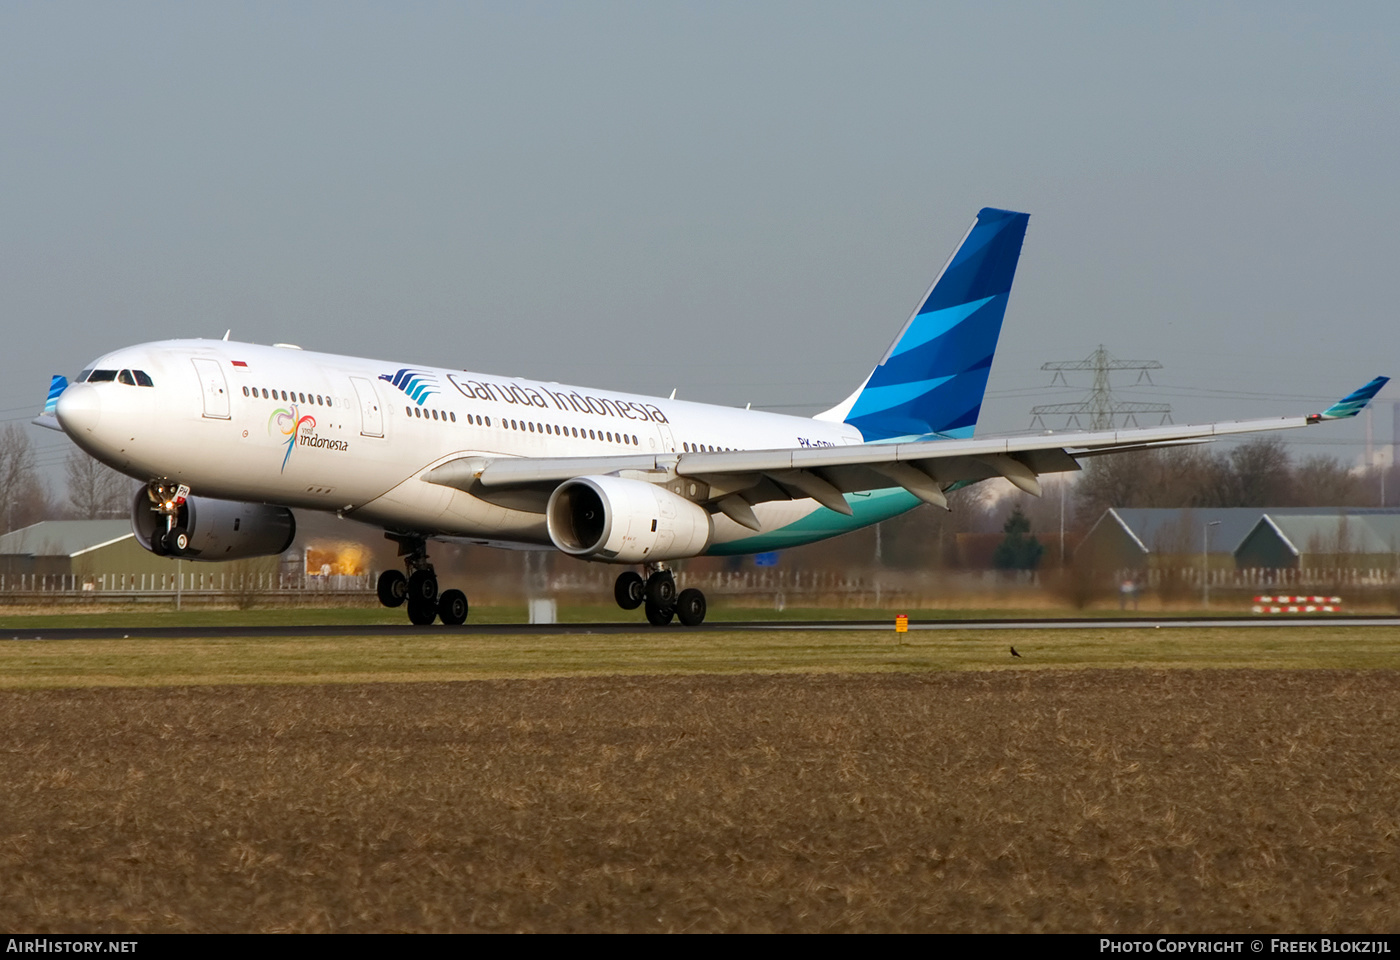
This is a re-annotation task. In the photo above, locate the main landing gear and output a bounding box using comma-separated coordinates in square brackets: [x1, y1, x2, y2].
[614, 564, 706, 627]
[377, 535, 469, 626]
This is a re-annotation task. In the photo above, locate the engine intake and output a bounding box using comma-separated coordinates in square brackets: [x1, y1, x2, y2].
[547, 475, 712, 563]
[132, 492, 296, 561]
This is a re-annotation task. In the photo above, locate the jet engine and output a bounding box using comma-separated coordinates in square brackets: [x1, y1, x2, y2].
[131, 491, 297, 561]
[546, 475, 713, 563]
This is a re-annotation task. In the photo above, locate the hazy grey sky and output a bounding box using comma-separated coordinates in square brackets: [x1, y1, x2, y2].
[4, 2, 1397, 477]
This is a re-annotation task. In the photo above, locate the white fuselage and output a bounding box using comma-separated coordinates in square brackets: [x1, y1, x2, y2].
[57, 339, 873, 552]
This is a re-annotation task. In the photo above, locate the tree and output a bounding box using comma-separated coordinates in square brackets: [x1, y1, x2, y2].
[993, 506, 1044, 571]
[0, 424, 50, 533]
[1219, 436, 1292, 507]
[1295, 455, 1368, 507]
[65, 449, 131, 519]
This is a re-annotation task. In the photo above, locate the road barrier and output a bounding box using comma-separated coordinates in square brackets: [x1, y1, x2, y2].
[1252, 595, 1344, 614]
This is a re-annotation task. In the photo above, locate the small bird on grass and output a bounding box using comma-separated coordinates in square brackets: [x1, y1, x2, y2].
[1010, 646, 1022, 658]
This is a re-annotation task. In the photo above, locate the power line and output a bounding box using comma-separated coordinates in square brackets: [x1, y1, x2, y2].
[1030, 344, 1172, 430]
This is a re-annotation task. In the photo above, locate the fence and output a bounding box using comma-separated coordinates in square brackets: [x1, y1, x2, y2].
[3, 564, 1396, 608]
[0, 571, 375, 605]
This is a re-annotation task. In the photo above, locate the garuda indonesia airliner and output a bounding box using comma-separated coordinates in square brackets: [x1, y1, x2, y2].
[35, 208, 1386, 625]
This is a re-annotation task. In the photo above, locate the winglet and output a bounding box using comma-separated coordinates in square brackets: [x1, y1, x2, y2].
[1308, 376, 1389, 423]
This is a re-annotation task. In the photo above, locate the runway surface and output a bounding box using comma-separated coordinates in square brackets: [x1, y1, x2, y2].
[7, 616, 1400, 641]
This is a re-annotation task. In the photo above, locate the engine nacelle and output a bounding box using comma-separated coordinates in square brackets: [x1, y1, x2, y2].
[547, 475, 713, 563]
[132, 492, 297, 562]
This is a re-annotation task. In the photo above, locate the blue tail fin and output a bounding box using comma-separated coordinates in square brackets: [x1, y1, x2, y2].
[44, 375, 68, 414]
[821, 207, 1030, 441]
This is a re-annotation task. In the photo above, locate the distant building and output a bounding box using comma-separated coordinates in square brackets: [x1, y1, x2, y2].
[0, 520, 163, 581]
[1235, 513, 1400, 571]
[1078, 508, 1400, 572]
[1076, 508, 1265, 572]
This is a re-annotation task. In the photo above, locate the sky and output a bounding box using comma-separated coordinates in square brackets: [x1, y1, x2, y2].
[3, 1, 1398, 482]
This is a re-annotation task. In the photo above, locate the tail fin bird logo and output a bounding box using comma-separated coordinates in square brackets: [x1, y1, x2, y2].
[379, 368, 438, 405]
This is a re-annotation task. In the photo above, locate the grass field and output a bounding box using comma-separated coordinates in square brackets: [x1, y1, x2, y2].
[3, 671, 1398, 933]
[0, 623, 1398, 688]
[2, 619, 1398, 932]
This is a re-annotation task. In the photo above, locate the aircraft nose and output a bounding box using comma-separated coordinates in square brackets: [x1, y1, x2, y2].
[55, 382, 102, 437]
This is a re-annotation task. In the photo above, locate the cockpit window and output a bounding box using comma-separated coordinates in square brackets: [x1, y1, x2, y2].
[87, 370, 118, 382]
[133, 370, 154, 387]
[78, 369, 93, 383]
[118, 370, 136, 386]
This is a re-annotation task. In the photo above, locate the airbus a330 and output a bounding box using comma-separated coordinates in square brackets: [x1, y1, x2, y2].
[35, 208, 1386, 625]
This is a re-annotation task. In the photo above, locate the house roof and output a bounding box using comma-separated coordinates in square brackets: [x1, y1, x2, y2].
[1094, 507, 1400, 556]
[0, 520, 133, 558]
[1251, 514, 1400, 556]
[1108, 508, 1271, 555]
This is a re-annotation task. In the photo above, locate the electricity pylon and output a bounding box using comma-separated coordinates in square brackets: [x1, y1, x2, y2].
[1030, 344, 1171, 430]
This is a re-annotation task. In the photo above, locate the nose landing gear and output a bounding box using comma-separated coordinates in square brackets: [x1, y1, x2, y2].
[616, 564, 707, 627]
[144, 481, 191, 556]
[378, 534, 470, 626]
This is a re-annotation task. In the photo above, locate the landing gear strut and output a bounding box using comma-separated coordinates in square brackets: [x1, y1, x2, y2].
[144, 481, 191, 556]
[615, 564, 707, 627]
[379, 534, 470, 626]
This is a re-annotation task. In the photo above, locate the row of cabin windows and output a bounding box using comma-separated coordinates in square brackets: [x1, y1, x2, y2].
[403, 405, 639, 445]
[503, 418, 637, 445]
[80, 369, 154, 386]
[242, 386, 345, 408]
[683, 442, 733, 452]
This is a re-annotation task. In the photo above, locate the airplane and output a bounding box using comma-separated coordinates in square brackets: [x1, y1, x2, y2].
[33, 207, 1387, 626]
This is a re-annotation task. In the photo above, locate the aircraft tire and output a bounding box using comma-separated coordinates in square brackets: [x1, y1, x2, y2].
[614, 571, 645, 610]
[645, 572, 676, 608]
[168, 527, 190, 555]
[645, 600, 675, 626]
[377, 570, 408, 608]
[438, 589, 468, 625]
[408, 570, 438, 604]
[407, 597, 438, 626]
[676, 588, 706, 626]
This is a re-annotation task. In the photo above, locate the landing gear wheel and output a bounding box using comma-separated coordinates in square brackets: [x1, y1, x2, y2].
[167, 527, 190, 555]
[377, 570, 408, 608]
[407, 597, 438, 625]
[407, 570, 438, 604]
[676, 588, 707, 626]
[438, 589, 469, 625]
[645, 601, 675, 626]
[645, 571, 676, 609]
[614, 571, 645, 610]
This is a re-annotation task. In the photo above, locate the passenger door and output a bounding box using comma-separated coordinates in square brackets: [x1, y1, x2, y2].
[350, 376, 385, 437]
[191, 358, 230, 420]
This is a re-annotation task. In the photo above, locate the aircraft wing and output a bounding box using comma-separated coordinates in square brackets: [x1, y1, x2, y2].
[424, 377, 1387, 530]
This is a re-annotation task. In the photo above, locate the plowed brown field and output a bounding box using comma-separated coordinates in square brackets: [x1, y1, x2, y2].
[3, 671, 1398, 933]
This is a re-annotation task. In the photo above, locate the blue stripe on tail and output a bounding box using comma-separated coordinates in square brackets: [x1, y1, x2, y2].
[44, 375, 68, 414]
[844, 207, 1029, 441]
